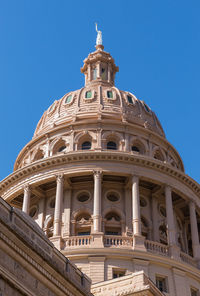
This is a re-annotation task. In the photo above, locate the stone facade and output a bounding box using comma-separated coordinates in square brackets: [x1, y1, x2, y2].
[0, 41, 200, 295]
[0, 197, 92, 296]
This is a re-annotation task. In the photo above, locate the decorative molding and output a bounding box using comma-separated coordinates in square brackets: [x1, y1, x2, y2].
[1, 152, 200, 201]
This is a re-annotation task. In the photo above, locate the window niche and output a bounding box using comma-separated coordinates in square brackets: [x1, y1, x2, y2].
[156, 276, 168, 293]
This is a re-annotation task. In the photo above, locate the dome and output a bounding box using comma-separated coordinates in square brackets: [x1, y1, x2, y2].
[13, 44, 183, 172]
[34, 45, 164, 138]
[1, 34, 200, 295]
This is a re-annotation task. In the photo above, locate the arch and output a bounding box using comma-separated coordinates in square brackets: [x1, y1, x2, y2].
[74, 131, 96, 151]
[130, 137, 147, 154]
[104, 210, 122, 236]
[52, 138, 67, 155]
[102, 131, 124, 150]
[32, 148, 44, 162]
[152, 147, 166, 161]
[71, 207, 92, 220]
[102, 207, 125, 221]
[73, 209, 92, 236]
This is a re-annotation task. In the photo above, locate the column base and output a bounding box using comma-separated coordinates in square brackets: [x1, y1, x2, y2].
[132, 235, 146, 252]
[169, 245, 180, 260]
[91, 232, 104, 248]
[50, 236, 63, 250]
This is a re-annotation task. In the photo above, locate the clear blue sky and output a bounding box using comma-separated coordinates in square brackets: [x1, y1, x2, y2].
[0, 0, 200, 183]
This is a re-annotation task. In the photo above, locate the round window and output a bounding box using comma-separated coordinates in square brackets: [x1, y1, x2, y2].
[29, 206, 37, 218]
[107, 192, 119, 202]
[50, 198, 55, 208]
[77, 193, 90, 203]
[140, 197, 147, 207]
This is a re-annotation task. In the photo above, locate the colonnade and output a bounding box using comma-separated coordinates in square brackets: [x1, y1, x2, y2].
[21, 172, 200, 261]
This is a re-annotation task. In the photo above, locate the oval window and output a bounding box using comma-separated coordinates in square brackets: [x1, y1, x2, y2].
[65, 95, 72, 104]
[140, 197, 147, 207]
[77, 193, 90, 203]
[107, 192, 119, 202]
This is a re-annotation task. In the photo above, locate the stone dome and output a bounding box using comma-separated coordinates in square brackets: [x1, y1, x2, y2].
[34, 45, 165, 138]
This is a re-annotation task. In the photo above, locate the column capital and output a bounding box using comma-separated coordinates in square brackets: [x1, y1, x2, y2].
[56, 174, 64, 184]
[131, 175, 139, 183]
[189, 199, 195, 207]
[165, 184, 172, 191]
[93, 170, 102, 178]
[23, 184, 31, 193]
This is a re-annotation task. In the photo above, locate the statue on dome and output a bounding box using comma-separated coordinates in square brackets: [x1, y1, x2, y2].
[95, 23, 102, 46]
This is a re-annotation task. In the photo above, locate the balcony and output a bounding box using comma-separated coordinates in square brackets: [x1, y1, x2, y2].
[60, 235, 198, 269]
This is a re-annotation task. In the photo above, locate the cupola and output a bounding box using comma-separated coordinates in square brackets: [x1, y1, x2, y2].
[81, 25, 119, 87]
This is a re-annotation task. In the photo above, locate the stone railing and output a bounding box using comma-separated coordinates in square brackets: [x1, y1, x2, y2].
[65, 236, 91, 247]
[180, 251, 197, 267]
[104, 235, 133, 247]
[145, 240, 169, 256]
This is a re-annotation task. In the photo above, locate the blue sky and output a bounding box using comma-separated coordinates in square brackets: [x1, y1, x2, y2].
[0, 0, 200, 183]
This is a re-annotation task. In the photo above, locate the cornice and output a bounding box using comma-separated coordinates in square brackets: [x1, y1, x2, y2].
[0, 151, 199, 199]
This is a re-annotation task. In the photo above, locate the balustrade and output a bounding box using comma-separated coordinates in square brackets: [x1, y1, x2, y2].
[104, 235, 132, 247]
[145, 240, 169, 256]
[65, 236, 91, 247]
[180, 251, 198, 268]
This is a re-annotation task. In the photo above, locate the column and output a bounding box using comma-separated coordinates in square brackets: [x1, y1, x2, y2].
[124, 133, 129, 151]
[132, 176, 141, 235]
[53, 175, 64, 237]
[165, 185, 176, 246]
[93, 171, 102, 233]
[132, 175, 145, 251]
[189, 201, 200, 259]
[125, 187, 132, 234]
[63, 188, 71, 237]
[22, 184, 31, 214]
[108, 63, 111, 83]
[88, 64, 91, 81]
[38, 198, 45, 228]
[97, 62, 101, 79]
[152, 195, 159, 241]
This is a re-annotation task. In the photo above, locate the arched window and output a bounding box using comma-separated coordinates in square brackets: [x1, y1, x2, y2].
[104, 212, 122, 235]
[33, 150, 44, 161]
[75, 212, 92, 236]
[58, 145, 66, 152]
[154, 149, 165, 161]
[81, 141, 91, 150]
[107, 141, 117, 150]
[132, 146, 140, 152]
